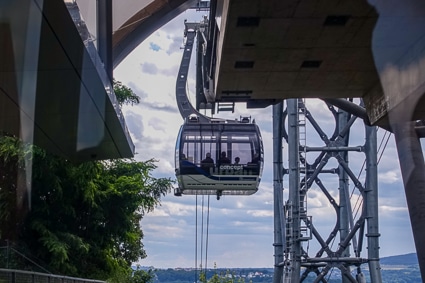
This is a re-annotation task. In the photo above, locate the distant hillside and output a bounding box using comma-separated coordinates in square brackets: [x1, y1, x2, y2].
[136, 253, 419, 271]
[134, 254, 421, 283]
[380, 253, 418, 265]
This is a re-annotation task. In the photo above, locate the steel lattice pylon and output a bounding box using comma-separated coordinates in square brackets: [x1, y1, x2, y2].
[273, 99, 382, 283]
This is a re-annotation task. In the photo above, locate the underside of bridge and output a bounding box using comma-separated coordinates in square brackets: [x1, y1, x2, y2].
[1, 0, 135, 162]
[201, 0, 425, 132]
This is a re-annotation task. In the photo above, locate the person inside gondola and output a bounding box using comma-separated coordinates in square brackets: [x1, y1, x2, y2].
[246, 152, 260, 174]
[251, 152, 260, 164]
[247, 152, 260, 171]
[233, 156, 243, 174]
[219, 151, 231, 164]
[201, 152, 214, 173]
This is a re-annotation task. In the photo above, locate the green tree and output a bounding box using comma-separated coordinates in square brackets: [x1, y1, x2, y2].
[200, 267, 246, 283]
[114, 79, 140, 106]
[107, 266, 155, 283]
[0, 137, 172, 278]
[0, 135, 34, 243]
[0, 81, 163, 281]
[23, 153, 171, 278]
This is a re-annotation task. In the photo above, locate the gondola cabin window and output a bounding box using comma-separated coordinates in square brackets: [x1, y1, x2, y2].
[175, 122, 263, 196]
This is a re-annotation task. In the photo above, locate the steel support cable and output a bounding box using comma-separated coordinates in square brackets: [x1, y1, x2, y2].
[351, 159, 365, 221]
[352, 128, 390, 220]
[377, 129, 387, 154]
[200, 195, 205, 270]
[205, 195, 210, 274]
[194, 184, 211, 281]
[195, 194, 198, 282]
[377, 131, 391, 164]
[352, 131, 390, 222]
[351, 129, 381, 218]
[351, 130, 381, 219]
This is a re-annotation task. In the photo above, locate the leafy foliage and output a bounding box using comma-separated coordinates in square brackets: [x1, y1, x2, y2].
[0, 134, 173, 280]
[0, 135, 35, 242]
[130, 268, 156, 283]
[200, 270, 248, 283]
[107, 266, 156, 283]
[113, 79, 140, 106]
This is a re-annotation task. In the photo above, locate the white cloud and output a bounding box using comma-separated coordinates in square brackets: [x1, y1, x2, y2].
[378, 170, 400, 184]
[148, 209, 169, 217]
[159, 201, 195, 217]
[235, 201, 244, 209]
[143, 223, 185, 239]
[246, 210, 273, 217]
[380, 205, 407, 212]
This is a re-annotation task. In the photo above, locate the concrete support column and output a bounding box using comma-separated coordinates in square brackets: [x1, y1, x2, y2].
[393, 121, 425, 280]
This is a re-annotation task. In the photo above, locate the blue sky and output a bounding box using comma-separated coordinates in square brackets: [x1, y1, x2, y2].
[114, 10, 416, 269]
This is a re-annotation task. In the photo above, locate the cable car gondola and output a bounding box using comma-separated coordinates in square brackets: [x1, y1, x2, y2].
[174, 21, 263, 198]
[174, 116, 263, 198]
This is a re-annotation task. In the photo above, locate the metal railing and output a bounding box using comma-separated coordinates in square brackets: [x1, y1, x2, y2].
[0, 269, 105, 283]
